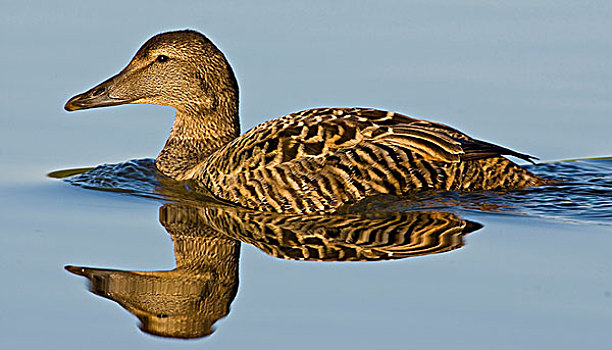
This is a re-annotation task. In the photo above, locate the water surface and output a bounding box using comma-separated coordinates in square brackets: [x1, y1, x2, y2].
[41, 155, 611, 346]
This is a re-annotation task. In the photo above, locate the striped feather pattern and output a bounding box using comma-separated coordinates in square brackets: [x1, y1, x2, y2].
[193, 107, 546, 213]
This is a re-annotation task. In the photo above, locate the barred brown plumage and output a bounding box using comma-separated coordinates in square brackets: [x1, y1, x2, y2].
[197, 107, 547, 213]
[65, 30, 551, 214]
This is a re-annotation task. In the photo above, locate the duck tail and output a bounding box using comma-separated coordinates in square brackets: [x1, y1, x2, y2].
[459, 157, 552, 191]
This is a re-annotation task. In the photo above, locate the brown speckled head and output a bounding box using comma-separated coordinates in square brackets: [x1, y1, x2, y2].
[65, 30, 239, 115]
[65, 30, 241, 178]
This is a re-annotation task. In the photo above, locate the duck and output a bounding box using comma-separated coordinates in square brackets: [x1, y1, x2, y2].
[65, 30, 549, 214]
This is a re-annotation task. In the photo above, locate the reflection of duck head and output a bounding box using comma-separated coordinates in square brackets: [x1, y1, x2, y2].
[66, 204, 240, 339]
[67, 200, 481, 339]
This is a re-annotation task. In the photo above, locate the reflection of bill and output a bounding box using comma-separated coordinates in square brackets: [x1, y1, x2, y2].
[67, 202, 482, 339]
[66, 206, 240, 339]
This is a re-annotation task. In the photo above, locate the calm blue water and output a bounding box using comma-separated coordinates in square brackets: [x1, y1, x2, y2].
[2, 1, 611, 349]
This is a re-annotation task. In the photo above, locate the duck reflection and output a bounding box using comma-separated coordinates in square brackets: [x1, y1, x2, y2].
[66, 204, 240, 339]
[66, 201, 481, 339]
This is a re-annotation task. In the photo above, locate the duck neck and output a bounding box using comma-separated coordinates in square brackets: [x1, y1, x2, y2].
[156, 99, 239, 180]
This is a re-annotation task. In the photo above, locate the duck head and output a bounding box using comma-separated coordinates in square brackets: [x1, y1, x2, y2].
[64, 30, 239, 115]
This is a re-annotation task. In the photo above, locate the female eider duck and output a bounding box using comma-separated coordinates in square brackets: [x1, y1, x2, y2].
[65, 30, 549, 214]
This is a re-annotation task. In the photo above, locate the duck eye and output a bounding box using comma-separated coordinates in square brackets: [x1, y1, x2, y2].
[156, 55, 169, 63]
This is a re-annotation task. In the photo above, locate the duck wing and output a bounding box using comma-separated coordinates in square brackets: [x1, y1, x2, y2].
[194, 108, 535, 213]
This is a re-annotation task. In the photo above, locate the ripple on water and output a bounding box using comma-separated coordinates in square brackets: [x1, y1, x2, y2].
[50, 157, 612, 225]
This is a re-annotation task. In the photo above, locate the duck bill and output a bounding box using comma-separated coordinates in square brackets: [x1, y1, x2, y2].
[64, 74, 134, 111]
